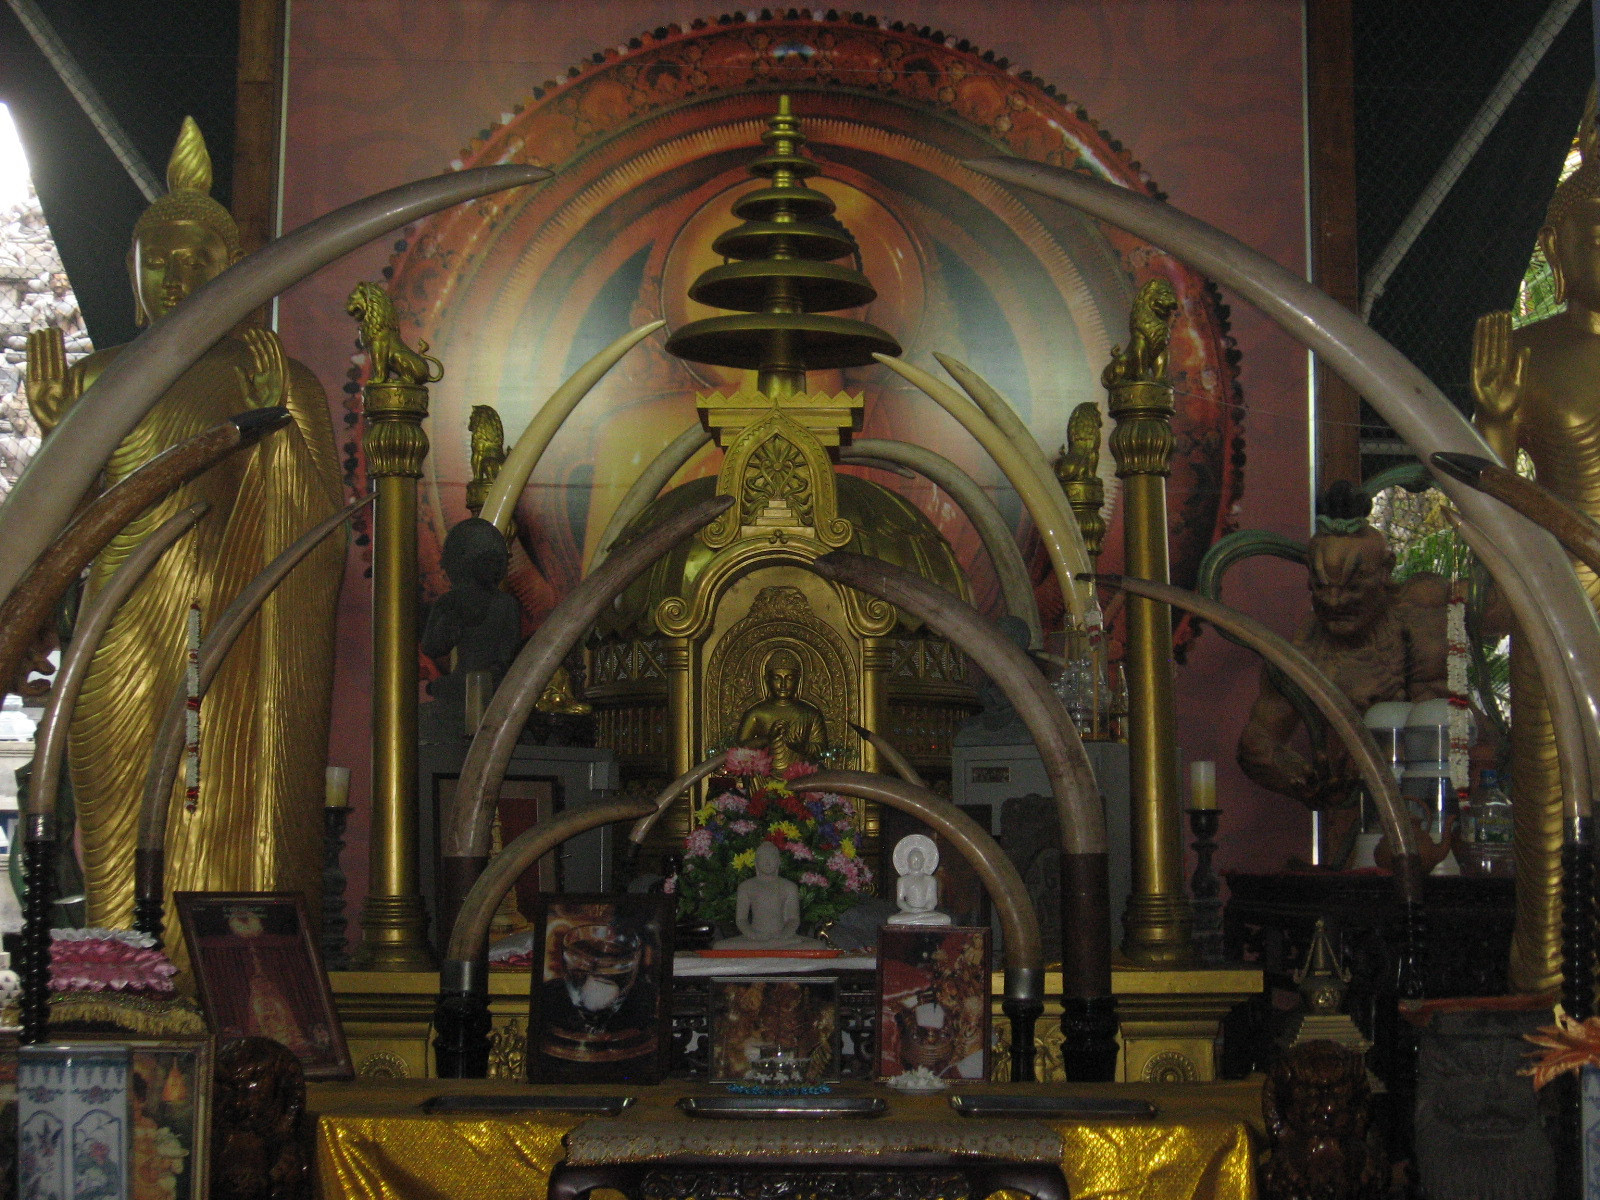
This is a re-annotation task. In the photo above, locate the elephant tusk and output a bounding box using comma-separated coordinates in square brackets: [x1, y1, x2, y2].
[845, 438, 1044, 650]
[479, 321, 668, 535]
[0, 408, 289, 704]
[436, 495, 733, 939]
[874, 353, 1092, 629]
[131, 495, 373, 938]
[590, 423, 714, 569]
[1434, 451, 1600, 580]
[846, 721, 926, 788]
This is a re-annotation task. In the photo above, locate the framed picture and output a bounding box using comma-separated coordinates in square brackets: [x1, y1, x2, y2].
[710, 976, 840, 1086]
[126, 1038, 213, 1200]
[527, 894, 673, 1084]
[877, 926, 991, 1081]
[175, 892, 352, 1080]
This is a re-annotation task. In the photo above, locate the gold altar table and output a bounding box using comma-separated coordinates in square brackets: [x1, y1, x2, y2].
[311, 1078, 1262, 1200]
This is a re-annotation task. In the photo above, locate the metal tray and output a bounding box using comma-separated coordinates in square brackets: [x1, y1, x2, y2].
[949, 1094, 1157, 1119]
[420, 1094, 634, 1115]
[678, 1095, 887, 1119]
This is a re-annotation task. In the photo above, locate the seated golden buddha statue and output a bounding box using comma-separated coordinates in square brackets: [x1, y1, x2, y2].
[1470, 92, 1600, 994]
[735, 648, 829, 774]
[25, 118, 343, 928]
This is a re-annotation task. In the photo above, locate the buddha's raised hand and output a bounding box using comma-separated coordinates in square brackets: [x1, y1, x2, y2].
[237, 326, 287, 410]
[1471, 311, 1528, 428]
[24, 327, 68, 430]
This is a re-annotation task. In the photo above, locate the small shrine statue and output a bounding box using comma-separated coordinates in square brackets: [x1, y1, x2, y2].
[887, 834, 951, 926]
[713, 841, 823, 950]
[420, 517, 522, 738]
[735, 647, 829, 773]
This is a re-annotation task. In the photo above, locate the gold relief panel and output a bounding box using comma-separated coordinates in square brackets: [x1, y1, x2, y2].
[703, 411, 852, 550]
[703, 577, 860, 772]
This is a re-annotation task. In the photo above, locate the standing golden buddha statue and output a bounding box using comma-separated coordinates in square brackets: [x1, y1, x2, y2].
[24, 119, 344, 928]
[1471, 93, 1600, 994]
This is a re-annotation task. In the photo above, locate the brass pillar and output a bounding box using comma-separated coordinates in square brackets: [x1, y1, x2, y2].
[1106, 284, 1193, 966]
[352, 353, 436, 971]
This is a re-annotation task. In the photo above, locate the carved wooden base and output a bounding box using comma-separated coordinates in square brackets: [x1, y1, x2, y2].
[549, 1155, 1067, 1200]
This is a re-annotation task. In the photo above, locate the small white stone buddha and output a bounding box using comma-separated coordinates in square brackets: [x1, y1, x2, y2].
[886, 834, 951, 926]
[713, 841, 824, 950]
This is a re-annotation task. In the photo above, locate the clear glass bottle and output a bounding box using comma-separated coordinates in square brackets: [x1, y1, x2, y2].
[1474, 769, 1513, 846]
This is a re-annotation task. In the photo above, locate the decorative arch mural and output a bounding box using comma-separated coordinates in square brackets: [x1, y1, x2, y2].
[372, 13, 1245, 649]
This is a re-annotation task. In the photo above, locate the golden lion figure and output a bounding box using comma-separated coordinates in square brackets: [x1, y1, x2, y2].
[1102, 278, 1180, 386]
[346, 281, 443, 384]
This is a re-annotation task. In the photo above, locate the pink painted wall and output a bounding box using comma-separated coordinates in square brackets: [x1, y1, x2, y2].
[279, 1, 1312, 939]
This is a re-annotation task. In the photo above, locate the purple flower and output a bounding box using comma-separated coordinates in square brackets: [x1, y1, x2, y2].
[686, 828, 713, 858]
[730, 819, 756, 834]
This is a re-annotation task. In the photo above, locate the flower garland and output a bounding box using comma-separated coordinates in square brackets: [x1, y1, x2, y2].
[673, 746, 873, 931]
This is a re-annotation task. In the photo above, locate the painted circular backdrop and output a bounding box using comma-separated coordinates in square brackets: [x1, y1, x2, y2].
[381, 12, 1244, 648]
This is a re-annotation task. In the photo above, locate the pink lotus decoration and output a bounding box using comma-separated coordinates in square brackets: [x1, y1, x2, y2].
[50, 928, 177, 994]
[724, 746, 773, 777]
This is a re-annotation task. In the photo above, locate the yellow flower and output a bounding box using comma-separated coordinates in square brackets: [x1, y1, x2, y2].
[841, 839, 856, 859]
[772, 822, 801, 841]
[731, 848, 756, 871]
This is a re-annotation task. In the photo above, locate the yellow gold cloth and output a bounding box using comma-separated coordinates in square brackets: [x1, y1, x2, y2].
[310, 1080, 1259, 1200]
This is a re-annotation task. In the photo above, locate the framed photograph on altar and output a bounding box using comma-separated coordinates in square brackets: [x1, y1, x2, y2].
[710, 976, 840, 1085]
[175, 891, 352, 1079]
[876, 926, 991, 1081]
[127, 1037, 214, 1200]
[527, 894, 674, 1084]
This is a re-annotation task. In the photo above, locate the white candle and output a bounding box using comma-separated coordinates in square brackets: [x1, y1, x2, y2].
[1190, 760, 1217, 810]
[325, 765, 351, 809]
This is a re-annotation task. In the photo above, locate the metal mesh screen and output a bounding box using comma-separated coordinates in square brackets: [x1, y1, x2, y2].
[1353, 0, 1592, 472]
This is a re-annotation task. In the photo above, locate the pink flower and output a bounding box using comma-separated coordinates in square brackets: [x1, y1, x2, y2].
[663, 875, 677, 894]
[730, 819, 756, 835]
[800, 872, 828, 888]
[782, 760, 818, 781]
[786, 843, 814, 860]
[711, 792, 747, 813]
[827, 852, 851, 875]
[686, 828, 713, 857]
[725, 746, 773, 776]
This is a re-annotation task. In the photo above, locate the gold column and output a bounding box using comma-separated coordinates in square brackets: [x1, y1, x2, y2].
[1106, 282, 1193, 966]
[351, 287, 437, 971]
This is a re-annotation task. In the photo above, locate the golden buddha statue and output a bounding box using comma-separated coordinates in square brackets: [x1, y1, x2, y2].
[1470, 91, 1600, 993]
[25, 118, 343, 929]
[734, 648, 830, 773]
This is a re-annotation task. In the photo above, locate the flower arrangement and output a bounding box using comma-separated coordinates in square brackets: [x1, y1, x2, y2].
[674, 747, 873, 931]
[1523, 1007, 1600, 1089]
[50, 928, 177, 995]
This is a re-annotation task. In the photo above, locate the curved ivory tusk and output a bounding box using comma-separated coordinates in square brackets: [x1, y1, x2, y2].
[838, 454, 915, 478]
[845, 438, 1044, 650]
[591, 423, 714, 569]
[874, 354, 1091, 628]
[479, 321, 668, 535]
[1446, 511, 1592, 821]
[627, 753, 728, 847]
[27, 502, 208, 822]
[794, 771, 1040, 971]
[1434, 452, 1600, 581]
[131, 495, 374, 932]
[809, 550, 1111, 1008]
[1093, 571, 1424, 898]
[0, 409, 288, 704]
[0, 163, 549, 611]
[966, 154, 1600, 762]
[445, 798, 657, 964]
[846, 721, 926, 788]
[935, 352, 1098, 611]
[436, 495, 733, 938]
